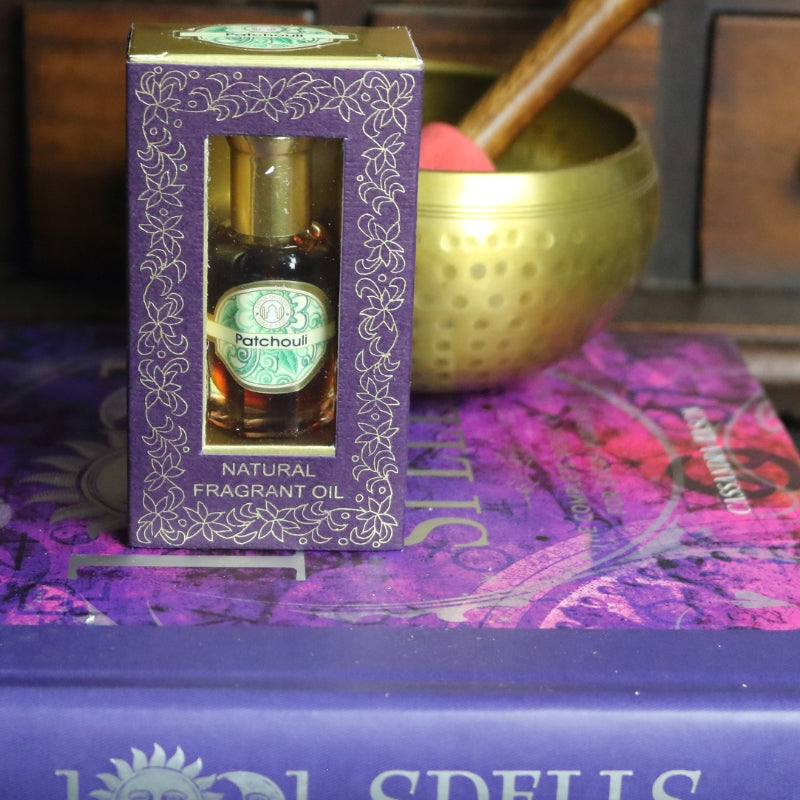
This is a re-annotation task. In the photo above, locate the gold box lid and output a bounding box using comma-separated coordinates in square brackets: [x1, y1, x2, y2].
[128, 23, 422, 68]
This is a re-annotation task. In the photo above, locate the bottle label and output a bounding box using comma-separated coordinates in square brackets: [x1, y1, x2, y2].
[208, 281, 335, 394]
[177, 24, 354, 51]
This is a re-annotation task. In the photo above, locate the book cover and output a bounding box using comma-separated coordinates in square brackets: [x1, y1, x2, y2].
[3, 325, 800, 799]
[1, 325, 799, 628]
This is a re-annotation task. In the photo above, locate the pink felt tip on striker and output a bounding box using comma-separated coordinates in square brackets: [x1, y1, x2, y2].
[419, 122, 496, 172]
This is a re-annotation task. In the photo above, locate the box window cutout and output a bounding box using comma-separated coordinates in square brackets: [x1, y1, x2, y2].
[204, 135, 343, 455]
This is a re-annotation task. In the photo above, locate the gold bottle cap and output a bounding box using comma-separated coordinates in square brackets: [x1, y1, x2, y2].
[228, 135, 311, 239]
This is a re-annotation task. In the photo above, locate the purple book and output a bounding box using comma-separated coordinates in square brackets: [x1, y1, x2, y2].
[2, 325, 799, 629]
[6, 324, 800, 800]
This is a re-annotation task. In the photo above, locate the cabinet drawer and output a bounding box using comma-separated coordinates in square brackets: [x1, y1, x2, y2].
[701, 14, 800, 288]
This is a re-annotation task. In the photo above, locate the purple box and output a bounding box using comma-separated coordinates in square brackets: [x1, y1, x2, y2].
[127, 24, 423, 549]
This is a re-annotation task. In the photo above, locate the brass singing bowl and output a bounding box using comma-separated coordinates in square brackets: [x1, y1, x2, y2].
[412, 65, 660, 393]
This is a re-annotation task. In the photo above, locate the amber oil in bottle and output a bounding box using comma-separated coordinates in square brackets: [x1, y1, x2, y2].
[206, 136, 339, 442]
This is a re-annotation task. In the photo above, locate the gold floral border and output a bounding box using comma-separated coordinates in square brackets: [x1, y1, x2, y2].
[131, 66, 418, 548]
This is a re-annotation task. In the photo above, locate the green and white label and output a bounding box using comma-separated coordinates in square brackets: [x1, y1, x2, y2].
[209, 281, 335, 393]
[177, 24, 353, 51]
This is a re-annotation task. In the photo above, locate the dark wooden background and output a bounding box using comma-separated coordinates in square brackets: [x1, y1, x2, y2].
[1, 0, 799, 409]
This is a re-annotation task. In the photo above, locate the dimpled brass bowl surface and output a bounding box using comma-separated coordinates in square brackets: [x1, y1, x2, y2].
[412, 66, 659, 392]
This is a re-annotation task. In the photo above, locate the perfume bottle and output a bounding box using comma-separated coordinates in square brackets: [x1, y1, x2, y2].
[206, 136, 339, 440]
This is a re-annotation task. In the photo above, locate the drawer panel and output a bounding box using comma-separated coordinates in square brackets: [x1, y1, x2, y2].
[702, 14, 800, 288]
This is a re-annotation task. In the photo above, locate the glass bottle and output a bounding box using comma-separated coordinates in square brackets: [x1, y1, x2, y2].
[206, 135, 339, 441]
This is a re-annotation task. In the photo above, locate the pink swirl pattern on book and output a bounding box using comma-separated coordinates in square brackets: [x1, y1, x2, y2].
[3, 327, 800, 628]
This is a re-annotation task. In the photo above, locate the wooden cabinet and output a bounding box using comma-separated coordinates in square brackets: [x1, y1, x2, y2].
[1, 0, 800, 410]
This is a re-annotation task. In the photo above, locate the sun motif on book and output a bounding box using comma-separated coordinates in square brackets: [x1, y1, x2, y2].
[90, 745, 223, 800]
[24, 386, 127, 539]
